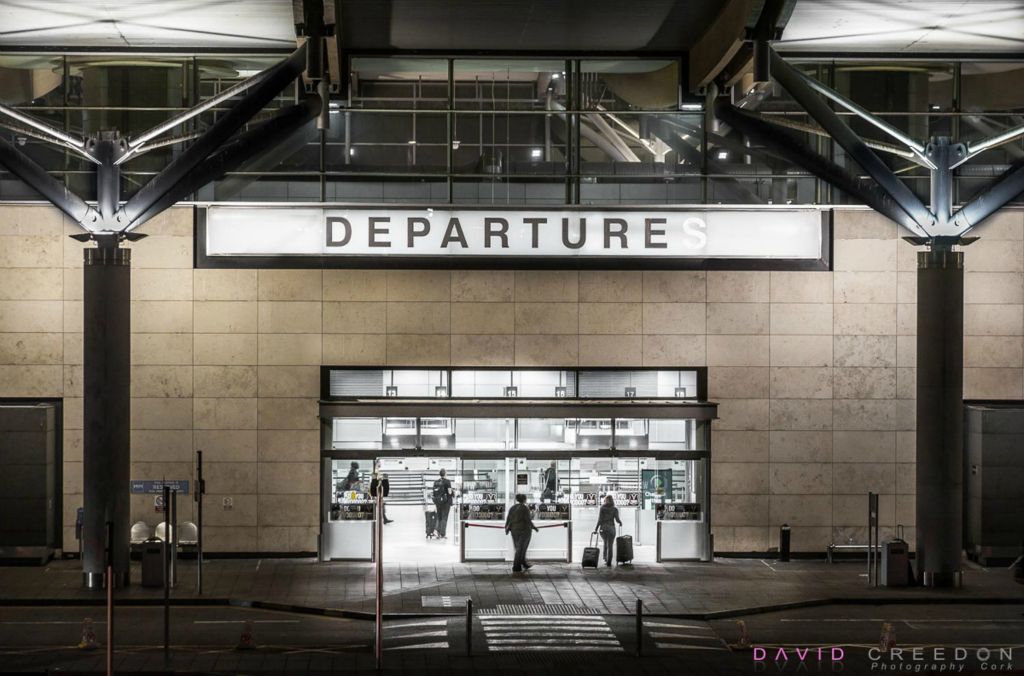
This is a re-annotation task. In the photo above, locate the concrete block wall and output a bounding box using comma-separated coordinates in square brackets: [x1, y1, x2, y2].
[1, 204, 1022, 554]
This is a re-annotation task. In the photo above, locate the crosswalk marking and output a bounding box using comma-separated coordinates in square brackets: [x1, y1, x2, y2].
[645, 620, 729, 652]
[655, 642, 728, 651]
[481, 614, 624, 653]
[384, 641, 450, 651]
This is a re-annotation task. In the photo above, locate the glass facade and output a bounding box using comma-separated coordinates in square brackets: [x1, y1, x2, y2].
[3, 53, 1021, 206]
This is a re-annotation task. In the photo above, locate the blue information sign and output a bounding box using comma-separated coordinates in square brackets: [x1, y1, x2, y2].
[131, 480, 189, 495]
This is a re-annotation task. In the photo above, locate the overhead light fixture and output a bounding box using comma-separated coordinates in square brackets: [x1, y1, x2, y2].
[680, 103, 702, 111]
[716, 151, 728, 160]
[349, 147, 356, 156]
[530, 148, 542, 159]
[407, 140, 417, 145]
[551, 73, 560, 80]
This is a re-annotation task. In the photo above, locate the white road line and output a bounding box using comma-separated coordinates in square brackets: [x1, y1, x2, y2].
[655, 642, 728, 651]
[192, 620, 300, 624]
[384, 641, 449, 651]
[388, 630, 447, 640]
[488, 639, 622, 645]
[760, 559, 777, 572]
[643, 621, 714, 630]
[485, 630, 618, 635]
[479, 615, 602, 620]
[1, 621, 106, 625]
[489, 646, 624, 652]
[648, 632, 721, 640]
[387, 620, 449, 629]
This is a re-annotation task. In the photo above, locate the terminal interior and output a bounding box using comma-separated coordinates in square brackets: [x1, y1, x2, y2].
[319, 368, 711, 565]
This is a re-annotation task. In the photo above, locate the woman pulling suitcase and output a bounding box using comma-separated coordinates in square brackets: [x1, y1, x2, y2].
[593, 495, 623, 567]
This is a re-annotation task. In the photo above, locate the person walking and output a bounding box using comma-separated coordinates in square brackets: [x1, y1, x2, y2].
[432, 468, 454, 538]
[370, 470, 393, 524]
[542, 461, 557, 501]
[593, 494, 623, 567]
[505, 493, 539, 573]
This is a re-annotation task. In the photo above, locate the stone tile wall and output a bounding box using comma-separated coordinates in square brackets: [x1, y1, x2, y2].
[1, 204, 1022, 553]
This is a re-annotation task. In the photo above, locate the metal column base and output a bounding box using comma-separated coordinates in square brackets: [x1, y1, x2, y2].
[922, 570, 963, 588]
[83, 570, 130, 590]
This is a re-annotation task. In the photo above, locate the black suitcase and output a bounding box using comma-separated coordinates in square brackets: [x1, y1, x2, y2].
[582, 533, 600, 569]
[616, 534, 633, 564]
[425, 510, 437, 538]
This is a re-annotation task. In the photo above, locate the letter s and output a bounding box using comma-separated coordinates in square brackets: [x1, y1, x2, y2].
[682, 217, 708, 249]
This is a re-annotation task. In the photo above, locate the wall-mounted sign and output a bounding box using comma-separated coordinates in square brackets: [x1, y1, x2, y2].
[131, 480, 189, 495]
[198, 206, 829, 271]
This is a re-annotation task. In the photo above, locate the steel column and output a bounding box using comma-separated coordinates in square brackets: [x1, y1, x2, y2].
[916, 248, 964, 588]
[82, 241, 131, 589]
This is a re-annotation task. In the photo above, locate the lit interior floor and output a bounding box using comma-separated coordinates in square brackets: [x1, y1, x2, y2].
[378, 504, 657, 565]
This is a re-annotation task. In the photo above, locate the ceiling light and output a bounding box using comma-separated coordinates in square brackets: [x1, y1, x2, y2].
[716, 151, 728, 160]
[530, 148, 542, 159]
[680, 103, 702, 111]
[551, 73, 560, 80]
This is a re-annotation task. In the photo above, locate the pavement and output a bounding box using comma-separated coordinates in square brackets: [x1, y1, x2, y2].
[0, 556, 1020, 618]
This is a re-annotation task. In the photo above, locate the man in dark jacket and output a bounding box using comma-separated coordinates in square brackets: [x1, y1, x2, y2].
[369, 471, 392, 524]
[505, 493, 539, 573]
[432, 469, 453, 538]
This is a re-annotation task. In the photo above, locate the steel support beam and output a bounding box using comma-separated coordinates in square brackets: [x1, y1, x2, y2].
[954, 158, 1024, 232]
[120, 44, 307, 231]
[82, 239, 131, 589]
[768, 49, 936, 233]
[714, 100, 926, 235]
[0, 135, 97, 229]
[916, 248, 964, 588]
[130, 97, 321, 229]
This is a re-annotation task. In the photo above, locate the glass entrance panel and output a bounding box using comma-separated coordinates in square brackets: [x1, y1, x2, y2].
[513, 457, 569, 503]
[576, 418, 612, 449]
[332, 417, 383, 449]
[517, 418, 576, 449]
[455, 418, 511, 449]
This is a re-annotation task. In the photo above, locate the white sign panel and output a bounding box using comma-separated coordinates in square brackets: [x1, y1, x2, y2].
[204, 206, 823, 260]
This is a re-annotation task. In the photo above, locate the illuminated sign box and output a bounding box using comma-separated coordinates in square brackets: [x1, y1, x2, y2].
[197, 205, 830, 270]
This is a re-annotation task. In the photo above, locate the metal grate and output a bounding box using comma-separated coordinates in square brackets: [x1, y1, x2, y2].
[329, 369, 384, 397]
[479, 604, 600, 616]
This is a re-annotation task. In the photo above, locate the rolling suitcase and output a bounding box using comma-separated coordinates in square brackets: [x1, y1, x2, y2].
[582, 533, 600, 569]
[616, 534, 633, 565]
[425, 510, 437, 538]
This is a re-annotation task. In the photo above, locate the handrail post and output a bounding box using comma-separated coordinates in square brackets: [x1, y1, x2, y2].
[466, 598, 473, 656]
[636, 599, 643, 656]
[375, 490, 383, 670]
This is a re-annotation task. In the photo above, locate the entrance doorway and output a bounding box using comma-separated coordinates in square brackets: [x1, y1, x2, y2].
[376, 456, 460, 564]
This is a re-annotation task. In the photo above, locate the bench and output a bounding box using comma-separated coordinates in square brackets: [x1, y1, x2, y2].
[826, 543, 875, 563]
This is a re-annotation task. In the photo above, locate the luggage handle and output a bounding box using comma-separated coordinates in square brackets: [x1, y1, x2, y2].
[590, 532, 598, 547]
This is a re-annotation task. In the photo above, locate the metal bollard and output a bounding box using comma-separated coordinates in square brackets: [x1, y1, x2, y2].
[635, 599, 643, 656]
[779, 524, 791, 562]
[466, 598, 473, 656]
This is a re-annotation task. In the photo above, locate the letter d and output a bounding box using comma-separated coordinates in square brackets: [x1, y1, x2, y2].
[832, 647, 845, 661]
[326, 216, 351, 247]
[753, 647, 766, 661]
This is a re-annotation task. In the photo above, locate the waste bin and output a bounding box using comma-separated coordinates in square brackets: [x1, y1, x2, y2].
[141, 537, 164, 588]
[881, 534, 909, 587]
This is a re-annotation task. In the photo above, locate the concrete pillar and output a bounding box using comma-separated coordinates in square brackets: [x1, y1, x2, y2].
[82, 242, 131, 589]
[915, 248, 964, 587]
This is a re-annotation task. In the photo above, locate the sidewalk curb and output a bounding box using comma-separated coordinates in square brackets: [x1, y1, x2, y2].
[1, 595, 1019, 620]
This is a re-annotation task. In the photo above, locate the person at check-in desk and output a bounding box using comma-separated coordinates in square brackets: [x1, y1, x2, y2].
[594, 494, 623, 567]
[505, 493, 539, 573]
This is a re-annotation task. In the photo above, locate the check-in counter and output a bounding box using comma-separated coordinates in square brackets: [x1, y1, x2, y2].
[518, 503, 572, 562]
[321, 500, 375, 561]
[655, 502, 709, 561]
[460, 503, 506, 561]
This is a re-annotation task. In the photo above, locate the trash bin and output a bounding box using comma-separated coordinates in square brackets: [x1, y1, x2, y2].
[881, 532, 909, 587]
[141, 537, 164, 588]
